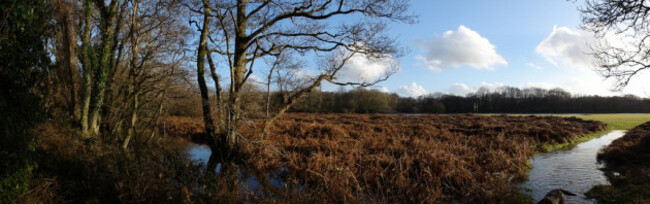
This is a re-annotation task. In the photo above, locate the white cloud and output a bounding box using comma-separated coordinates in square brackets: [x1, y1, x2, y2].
[536, 26, 595, 69]
[416, 25, 508, 71]
[334, 54, 399, 83]
[447, 83, 475, 96]
[525, 63, 544, 70]
[398, 82, 428, 98]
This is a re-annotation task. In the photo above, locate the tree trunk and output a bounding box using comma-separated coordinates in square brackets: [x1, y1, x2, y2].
[89, 0, 118, 136]
[266, 70, 272, 119]
[224, 0, 249, 151]
[206, 51, 222, 131]
[197, 5, 217, 151]
[123, 93, 137, 149]
[80, 0, 93, 138]
[60, 2, 79, 121]
[123, 1, 139, 150]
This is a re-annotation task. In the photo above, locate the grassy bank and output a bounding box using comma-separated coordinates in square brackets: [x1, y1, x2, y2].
[538, 129, 611, 152]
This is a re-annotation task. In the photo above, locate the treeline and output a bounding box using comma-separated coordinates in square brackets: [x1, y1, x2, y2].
[288, 87, 650, 113]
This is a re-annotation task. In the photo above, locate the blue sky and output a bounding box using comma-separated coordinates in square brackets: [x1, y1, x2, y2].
[316, 0, 650, 97]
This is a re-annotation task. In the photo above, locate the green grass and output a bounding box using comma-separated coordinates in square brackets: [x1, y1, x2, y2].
[572, 114, 650, 130]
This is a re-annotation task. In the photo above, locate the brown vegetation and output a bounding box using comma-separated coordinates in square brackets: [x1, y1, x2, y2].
[587, 122, 650, 203]
[598, 122, 650, 170]
[28, 123, 204, 203]
[165, 113, 606, 202]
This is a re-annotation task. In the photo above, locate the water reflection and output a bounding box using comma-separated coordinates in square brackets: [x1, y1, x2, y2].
[523, 130, 625, 203]
[187, 144, 288, 198]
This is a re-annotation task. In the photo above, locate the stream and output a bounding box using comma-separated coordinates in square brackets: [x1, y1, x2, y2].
[523, 130, 625, 203]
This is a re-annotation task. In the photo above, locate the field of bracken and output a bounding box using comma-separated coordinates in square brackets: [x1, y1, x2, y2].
[164, 113, 606, 202]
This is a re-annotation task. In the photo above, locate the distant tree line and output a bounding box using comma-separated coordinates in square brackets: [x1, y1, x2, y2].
[287, 87, 650, 114]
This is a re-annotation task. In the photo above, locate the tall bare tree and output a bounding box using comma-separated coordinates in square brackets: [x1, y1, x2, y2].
[188, 0, 413, 158]
[73, 0, 189, 145]
[581, 0, 650, 90]
[118, 0, 191, 148]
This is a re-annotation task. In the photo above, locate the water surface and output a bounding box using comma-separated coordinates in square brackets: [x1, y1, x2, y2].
[187, 144, 287, 196]
[523, 130, 625, 203]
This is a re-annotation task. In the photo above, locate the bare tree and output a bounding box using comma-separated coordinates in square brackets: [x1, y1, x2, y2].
[117, 0, 191, 148]
[187, 0, 413, 158]
[53, 0, 190, 146]
[581, 0, 650, 90]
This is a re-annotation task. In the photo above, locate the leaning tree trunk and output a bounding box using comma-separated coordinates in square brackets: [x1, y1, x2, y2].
[197, 6, 217, 151]
[123, 1, 139, 150]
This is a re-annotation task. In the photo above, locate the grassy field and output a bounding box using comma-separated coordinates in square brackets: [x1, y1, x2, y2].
[573, 114, 650, 130]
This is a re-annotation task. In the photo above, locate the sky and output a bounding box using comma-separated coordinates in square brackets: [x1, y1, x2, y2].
[316, 0, 650, 98]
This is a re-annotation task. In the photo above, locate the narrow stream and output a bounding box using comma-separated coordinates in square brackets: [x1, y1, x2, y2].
[523, 130, 625, 203]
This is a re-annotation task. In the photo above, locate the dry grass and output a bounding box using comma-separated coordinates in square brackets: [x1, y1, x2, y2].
[160, 116, 205, 141]
[165, 113, 606, 202]
[598, 122, 650, 169]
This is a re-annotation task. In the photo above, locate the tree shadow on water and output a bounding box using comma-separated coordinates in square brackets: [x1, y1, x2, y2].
[199, 150, 295, 201]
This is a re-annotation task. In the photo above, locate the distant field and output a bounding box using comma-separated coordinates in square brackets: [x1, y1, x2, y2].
[573, 114, 650, 130]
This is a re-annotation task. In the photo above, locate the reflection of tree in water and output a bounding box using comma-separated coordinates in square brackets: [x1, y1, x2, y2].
[202, 155, 288, 200]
